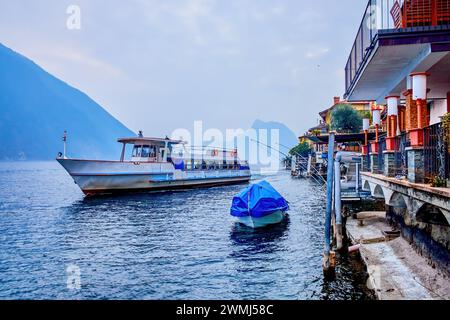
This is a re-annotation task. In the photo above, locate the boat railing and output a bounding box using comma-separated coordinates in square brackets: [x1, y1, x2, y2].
[173, 145, 240, 159]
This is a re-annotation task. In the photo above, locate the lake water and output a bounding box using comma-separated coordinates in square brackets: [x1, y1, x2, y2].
[0, 162, 373, 299]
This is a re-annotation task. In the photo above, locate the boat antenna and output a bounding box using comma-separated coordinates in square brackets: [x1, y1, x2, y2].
[62, 130, 67, 159]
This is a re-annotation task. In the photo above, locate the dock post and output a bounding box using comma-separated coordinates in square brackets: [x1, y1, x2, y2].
[355, 162, 360, 192]
[334, 157, 343, 251]
[323, 132, 335, 277]
[307, 154, 312, 176]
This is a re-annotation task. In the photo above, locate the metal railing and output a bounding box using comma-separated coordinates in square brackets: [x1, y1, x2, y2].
[394, 131, 410, 177]
[292, 153, 327, 187]
[424, 122, 450, 182]
[345, 0, 450, 96]
[377, 134, 387, 174]
[345, 0, 398, 95]
[365, 132, 408, 176]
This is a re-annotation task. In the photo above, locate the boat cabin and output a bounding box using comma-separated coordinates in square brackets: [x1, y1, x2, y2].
[117, 137, 185, 163]
[117, 136, 249, 171]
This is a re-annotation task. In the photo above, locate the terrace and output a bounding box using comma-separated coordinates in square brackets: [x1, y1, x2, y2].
[344, 0, 450, 102]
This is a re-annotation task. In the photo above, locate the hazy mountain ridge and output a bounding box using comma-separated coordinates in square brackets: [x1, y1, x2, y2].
[0, 43, 135, 161]
[251, 119, 298, 152]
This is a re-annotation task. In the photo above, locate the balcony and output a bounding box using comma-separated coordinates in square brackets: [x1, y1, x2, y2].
[344, 0, 450, 101]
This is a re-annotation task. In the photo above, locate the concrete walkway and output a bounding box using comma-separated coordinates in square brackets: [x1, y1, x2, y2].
[346, 211, 450, 300]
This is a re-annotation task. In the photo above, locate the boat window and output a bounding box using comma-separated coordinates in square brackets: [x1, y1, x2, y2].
[194, 160, 202, 170]
[149, 146, 157, 158]
[132, 146, 141, 157]
[185, 160, 192, 170]
[141, 145, 150, 157]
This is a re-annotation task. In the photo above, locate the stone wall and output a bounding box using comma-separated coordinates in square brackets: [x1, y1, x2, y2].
[386, 206, 450, 277]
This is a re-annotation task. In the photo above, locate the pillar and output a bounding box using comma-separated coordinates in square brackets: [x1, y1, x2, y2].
[361, 155, 370, 172]
[386, 96, 399, 151]
[370, 152, 379, 173]
[406, 147, 425, 183]
[403, 90, 416, 131]
[409, 72, 429, 147]
[447, 91, 450, 113]
[383, 151, 396, 177]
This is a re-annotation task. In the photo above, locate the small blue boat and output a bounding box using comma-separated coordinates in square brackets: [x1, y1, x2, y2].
[230, 180, 289, 228]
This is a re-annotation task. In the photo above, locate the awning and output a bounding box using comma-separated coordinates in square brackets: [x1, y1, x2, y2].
[305, 132, 378, 144]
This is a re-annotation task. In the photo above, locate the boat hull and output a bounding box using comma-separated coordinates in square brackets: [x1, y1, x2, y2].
[236, 210, 286, 228]
[57, 158, 251, 196]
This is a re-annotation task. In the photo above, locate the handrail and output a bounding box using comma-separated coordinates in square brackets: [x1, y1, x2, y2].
[293, 153, 327, 184]
[276, 142, 327, 185]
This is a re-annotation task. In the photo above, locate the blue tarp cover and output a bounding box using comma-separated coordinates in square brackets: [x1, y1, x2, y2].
[230, 180, 289, 218]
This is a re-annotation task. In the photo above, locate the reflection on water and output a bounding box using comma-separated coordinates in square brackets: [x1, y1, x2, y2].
[0, 162, 374, 299]
[229, 216, 290, 255]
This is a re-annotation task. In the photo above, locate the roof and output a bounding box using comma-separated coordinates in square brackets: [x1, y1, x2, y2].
[305, 132, 377, 144]
[117, 137, 186, 145]
[308, 122, 328, 132]
[319, 101, 372, 119]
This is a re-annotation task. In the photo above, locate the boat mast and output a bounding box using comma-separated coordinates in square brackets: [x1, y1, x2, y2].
[62, 131, 67, 159]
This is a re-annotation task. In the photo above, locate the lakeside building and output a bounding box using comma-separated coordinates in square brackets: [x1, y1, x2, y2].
[296, 97, 379, 177]
[298, 0, 449, 277]
[346, 0, 450, 276]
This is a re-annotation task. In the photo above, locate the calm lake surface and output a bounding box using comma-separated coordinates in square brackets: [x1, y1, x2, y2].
[0, 162, 373, 299]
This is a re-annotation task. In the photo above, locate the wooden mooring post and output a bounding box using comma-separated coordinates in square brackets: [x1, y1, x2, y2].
[323, 132, 335, 277]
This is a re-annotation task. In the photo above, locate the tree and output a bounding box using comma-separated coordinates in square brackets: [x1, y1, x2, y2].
[289, 142, 312, 157]
[330, 104, 363, 133]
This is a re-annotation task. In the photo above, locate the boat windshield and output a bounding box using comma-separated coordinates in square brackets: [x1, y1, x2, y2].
[132, 145, 157, 158]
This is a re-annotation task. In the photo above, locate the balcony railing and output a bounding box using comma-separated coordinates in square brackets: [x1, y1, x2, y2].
[368, 132, 409, 176]
[364, 124, 449, 184]
[345, 0, 450, 97]
[394, 131, 410, 177]
[424, 122, 450, 183]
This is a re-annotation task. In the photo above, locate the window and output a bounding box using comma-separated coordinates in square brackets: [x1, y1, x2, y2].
[132, 146, 141, 157]
[141, 145, 150, 157]
[149, 146, 157, 158]
[194, 160, 202, 170]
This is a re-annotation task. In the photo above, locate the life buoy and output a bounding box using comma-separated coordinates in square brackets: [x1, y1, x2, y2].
[211, 149, 219, 156]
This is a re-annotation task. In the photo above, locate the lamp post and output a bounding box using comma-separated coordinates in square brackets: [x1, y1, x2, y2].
[410, 72, 428, 146]
[385, 95, 399, 151]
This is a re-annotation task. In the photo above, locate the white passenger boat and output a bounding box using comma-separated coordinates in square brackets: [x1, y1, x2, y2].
[57, 136, 251, 196]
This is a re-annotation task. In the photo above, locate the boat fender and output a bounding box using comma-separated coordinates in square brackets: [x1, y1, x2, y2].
[348, 244, 361, 253]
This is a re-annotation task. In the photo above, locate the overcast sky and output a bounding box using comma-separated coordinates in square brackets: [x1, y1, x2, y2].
[0, 0, 367, 137]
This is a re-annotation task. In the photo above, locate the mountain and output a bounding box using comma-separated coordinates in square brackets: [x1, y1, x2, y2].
[0, 43, 135, 161]
[251, 119, 298, 153]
